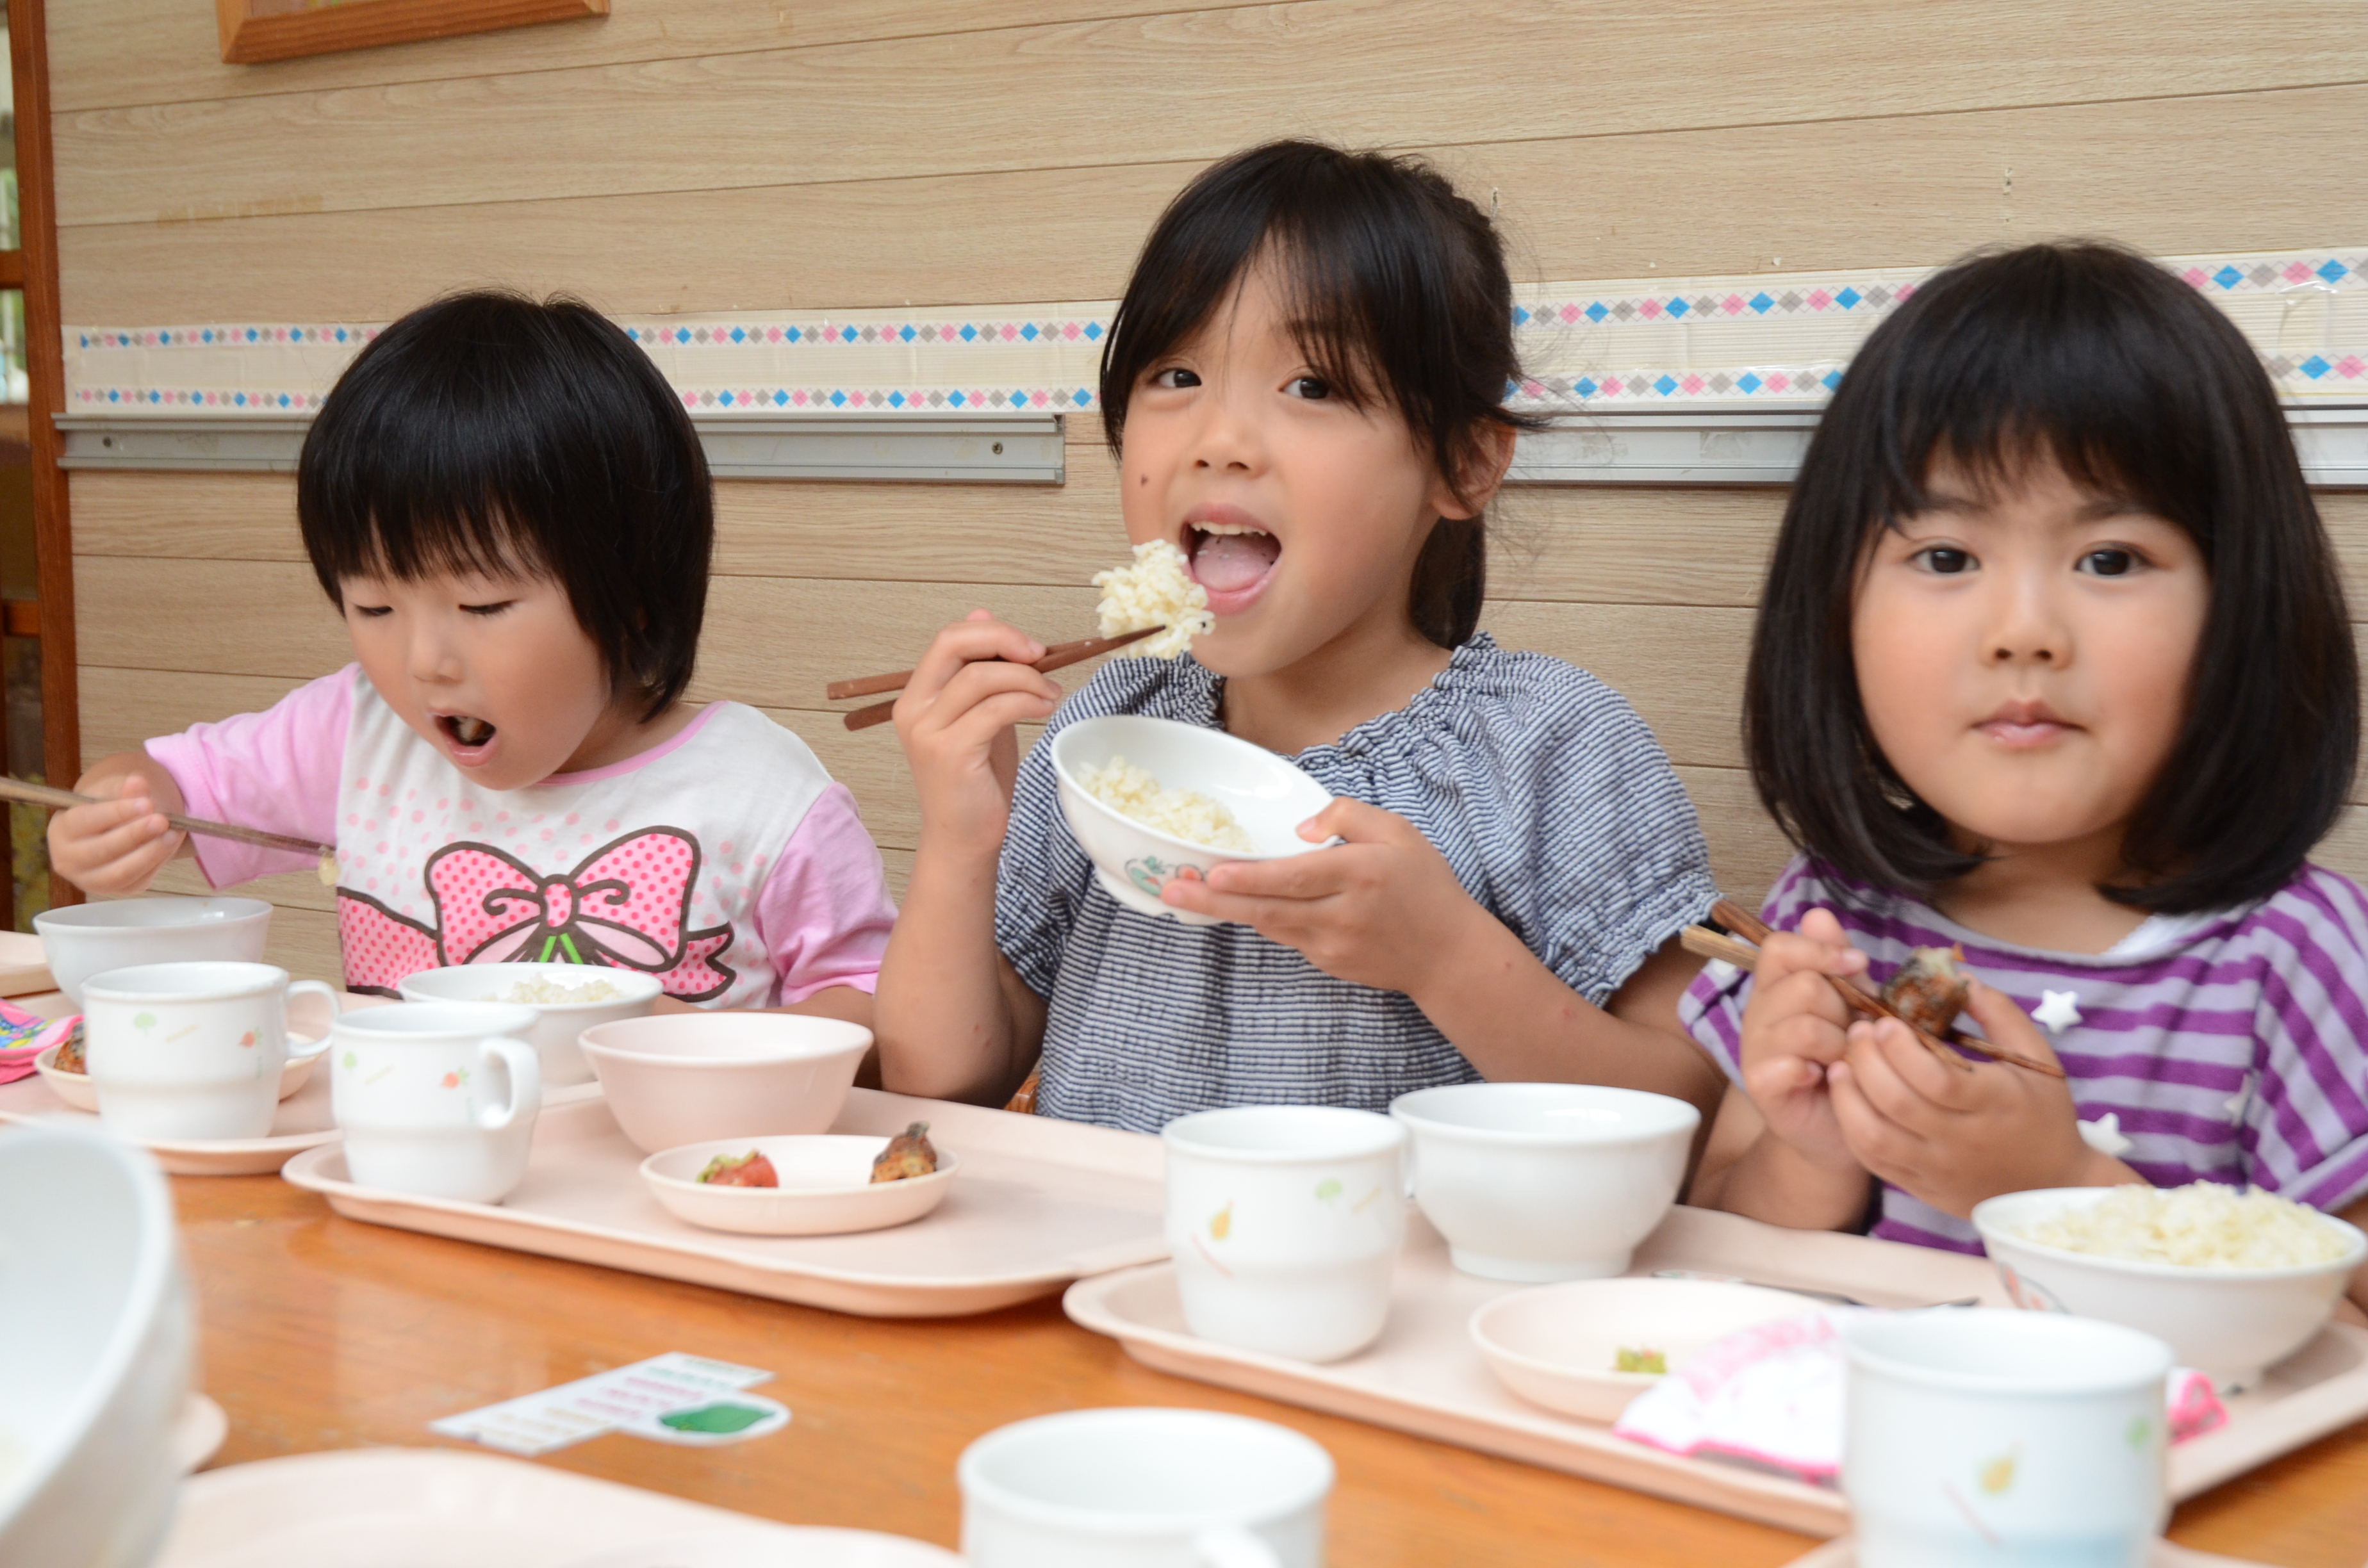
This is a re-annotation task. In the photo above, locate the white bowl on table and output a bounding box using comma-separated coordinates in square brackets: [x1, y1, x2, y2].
[1051, 714, 1333, 927]
[1470, 1276, 1821, 1423]
[0, 1122, 193, 1568]
[34, 895, 273, 1006]
[398, 963, 664, 1088]
[579, 1013, 872, 1155]
[1971, 1186, 2368, 1391]
[1390, 1083, 1701, 1281]
[640, 1133, 961, 1236]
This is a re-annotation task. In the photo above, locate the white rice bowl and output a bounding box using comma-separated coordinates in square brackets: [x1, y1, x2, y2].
[1972, 1185, 2367, 1391]
[1051, 714, 1332, 928]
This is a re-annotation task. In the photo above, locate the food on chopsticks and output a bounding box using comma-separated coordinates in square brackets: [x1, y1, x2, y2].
[1881, 945, 1972, 1038]
[1079, 755, 1254, 851]
[870, 1122, 940, 1183]
[2019, 1182, 2350, 1269]
[317, 850, 341, 888]
[1615, 1347, 1668, 1375]
[1093, 539, 1214, 658]
[695, 1150, 780, 1188]
[497, 976, 623, 1005]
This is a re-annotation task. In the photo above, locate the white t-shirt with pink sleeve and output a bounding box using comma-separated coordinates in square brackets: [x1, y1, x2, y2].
[146, 665, 896, 1008]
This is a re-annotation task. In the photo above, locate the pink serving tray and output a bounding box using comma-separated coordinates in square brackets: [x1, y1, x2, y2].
[1065, 1205, 2368, 1537]
[156, 1448, 958, 1567]
[283, 1086, 1167, 1318]
[1786, 1542, 2262, 1567]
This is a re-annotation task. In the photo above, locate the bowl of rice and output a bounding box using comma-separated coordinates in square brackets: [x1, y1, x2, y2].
[1050, 714, 1333, 926]
[1971, 1183, 2367, 1389]
[397, 963, 666, 1088]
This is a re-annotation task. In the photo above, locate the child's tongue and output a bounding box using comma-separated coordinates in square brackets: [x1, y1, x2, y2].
[1191, 531, 1280, 594]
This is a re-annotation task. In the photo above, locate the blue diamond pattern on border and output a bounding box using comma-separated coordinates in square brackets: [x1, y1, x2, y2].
[1738, 372, 1763, 393]
[1584, 302, 1608, 323]
[730, 328, 746, 344]
[2213, 265, 2243, 289]
[1652, 375, 1678, 395]
[1076, 388, 1092, 404]
[1084, 322, 1103, 340]
[840, 327, 859, 343]
[950, 391, 966, 407]
[1822, 371, 1843, 389]
[149, 391, 160, 402]
[231, 393, 243, 405]
[773, 391, 789, 405]
[1513, 306, 1532, 325]
[1836, 288, 1862, 309]
[1749, 293, 1775, 314]
[245, 329, 259, 341]
[960, 325, 978, 341]
[1666, 298, 1689, 318]
[889, 391, 906, 407]
[2303, 356, 2331, 379]
[1021, 323, 1039, 341]
[1575, 378, 1597, 398]
[899, 325, 916, 342]
[829, 391, 847, 407]
[202, 331, 214, 343]
[2321, 260, 2351, 283]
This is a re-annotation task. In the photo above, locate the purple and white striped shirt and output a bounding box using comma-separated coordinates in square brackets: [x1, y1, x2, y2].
[1681, 855, 2368, 1254]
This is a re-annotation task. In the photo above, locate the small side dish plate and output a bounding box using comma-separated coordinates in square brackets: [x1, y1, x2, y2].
[1470, 1276, 1821, 1423]
[0, 1050, 339, 1175]
[640, 1134, 960, 1236]
[35, 1037, 319, 1113]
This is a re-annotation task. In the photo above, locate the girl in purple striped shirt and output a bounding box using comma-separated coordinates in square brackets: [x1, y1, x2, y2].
[1682, 243, 2368, 1303]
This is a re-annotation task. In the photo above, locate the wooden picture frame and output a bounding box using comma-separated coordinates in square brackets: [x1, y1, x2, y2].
[216, 0, 607, 66]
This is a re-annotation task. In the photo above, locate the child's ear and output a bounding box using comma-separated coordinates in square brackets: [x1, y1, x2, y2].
[1433, 422, 1520, 521]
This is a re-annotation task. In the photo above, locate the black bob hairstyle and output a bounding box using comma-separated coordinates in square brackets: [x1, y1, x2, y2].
[1746, 240, 2358, 914]
[297, 290, 714, 721]
[1097, 140, 1542, 649]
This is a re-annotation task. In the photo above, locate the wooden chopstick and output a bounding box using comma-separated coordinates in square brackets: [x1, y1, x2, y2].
[835, 625, 1160, 731]
[0, 776, 334, 860]
[1702, 899, 2064, 1078]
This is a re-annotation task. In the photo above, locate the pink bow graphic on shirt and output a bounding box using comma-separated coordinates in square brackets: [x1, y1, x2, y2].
[338, 828, 736, 1000]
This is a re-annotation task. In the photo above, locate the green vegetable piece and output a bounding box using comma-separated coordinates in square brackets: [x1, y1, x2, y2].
[659, 1402, 771, 1434]
[1615, 1347, 1668, 1375]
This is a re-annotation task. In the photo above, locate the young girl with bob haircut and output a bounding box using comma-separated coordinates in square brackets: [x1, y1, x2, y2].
[877, 140, 1725, 1130]
[1686, 241, 2368, 1277]
[51, 291, 895, 1016]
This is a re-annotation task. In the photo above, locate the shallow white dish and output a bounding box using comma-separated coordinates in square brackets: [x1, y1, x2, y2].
[1392, 1082, 1700, 1282]
[1050, 714, 1332, 926]
[34, 895, 273, 1005]
[1971, 1187, 2368, 1391]
[0, 1053, 340, 1175]
[1468, 1275, 1820, 1423]
[397, 963, 664, 1088]
[35, 1036, 320, 1112]
[639, 1134, 960, 1236]
[0, 1122, 193, 1568]
[579, 1013, 871, 1154]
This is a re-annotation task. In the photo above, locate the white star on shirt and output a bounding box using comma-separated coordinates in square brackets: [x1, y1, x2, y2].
[2032, 990, 2084, 1033]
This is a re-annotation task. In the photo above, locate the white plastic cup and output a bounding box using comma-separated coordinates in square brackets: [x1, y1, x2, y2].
[1845, 1309, 2173, 1568]
[82, 960, 339, 1141]
[1163, 1105, 1406, 1363]
[330, 1002, 541, 1204]
[959, 1407, 1331, 1568]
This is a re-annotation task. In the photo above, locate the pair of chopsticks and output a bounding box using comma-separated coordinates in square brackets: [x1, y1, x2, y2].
[0, 776, 333, 860]
[1685, 897, 2063, 1078]
[826, 625, 1158, 731]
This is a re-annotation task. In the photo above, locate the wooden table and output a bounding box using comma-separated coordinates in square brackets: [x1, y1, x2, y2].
[178, 1173, 2368, 1567]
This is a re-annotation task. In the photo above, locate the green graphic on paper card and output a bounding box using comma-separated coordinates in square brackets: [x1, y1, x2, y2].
[659, 1402, 773, 1435]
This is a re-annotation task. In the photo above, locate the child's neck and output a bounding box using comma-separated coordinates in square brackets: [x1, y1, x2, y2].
[1219, 611, 1454, 757]
[555, 697, 699, 778]
[1931, 822, 2153, 955]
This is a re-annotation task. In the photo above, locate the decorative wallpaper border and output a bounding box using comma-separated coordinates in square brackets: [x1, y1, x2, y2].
[62, 250, 2368, 416]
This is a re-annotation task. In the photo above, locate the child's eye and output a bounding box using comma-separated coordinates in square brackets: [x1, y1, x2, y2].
[460, 601, 516, 617]
[2078, 548, 2138, 577]
[1914, 546, 1974, 575]
[347, 603, 392, 619]
[1148, 366, 1200, 390]
[1285, 375, 1331, 400]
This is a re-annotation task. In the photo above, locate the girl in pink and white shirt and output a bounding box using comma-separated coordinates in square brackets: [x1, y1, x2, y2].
[50, 291, 894, 1018]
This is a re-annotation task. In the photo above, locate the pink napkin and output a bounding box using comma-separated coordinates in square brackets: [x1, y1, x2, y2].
[0, 999, 79, 1086]
[1611, 1309, 2227, 1487]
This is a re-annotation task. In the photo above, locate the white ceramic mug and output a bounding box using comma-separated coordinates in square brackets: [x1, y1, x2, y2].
[1390, 1082, 1700, 1281]
[82, 961, 339, 1141]
[1845, 1309, 2173, 1568]
[960, 1407, 1332, 1568]
[1163, 1106, 1406, 1363]
[331, 1002, 541, 1204]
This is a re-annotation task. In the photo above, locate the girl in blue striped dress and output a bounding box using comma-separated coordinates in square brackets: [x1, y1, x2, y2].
[1685, 243, 2368, 1303]
[871, 140, 1726, 1132]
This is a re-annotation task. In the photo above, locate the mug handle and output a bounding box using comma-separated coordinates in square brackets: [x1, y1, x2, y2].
[1192, 1528, 1282, 1568]
[473, 1036, 543, 1132]
[283, 980, 343, 1060]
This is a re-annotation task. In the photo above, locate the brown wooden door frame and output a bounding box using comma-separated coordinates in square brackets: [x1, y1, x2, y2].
[8, 0, 78, 908]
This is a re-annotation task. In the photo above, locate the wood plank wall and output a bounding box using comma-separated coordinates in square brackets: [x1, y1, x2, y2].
[47, 1, 2368, 983]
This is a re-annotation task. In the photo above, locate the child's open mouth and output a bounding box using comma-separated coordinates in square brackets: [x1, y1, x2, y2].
[439, 713, 498, 751]
[1184, 512, 1281, 613]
